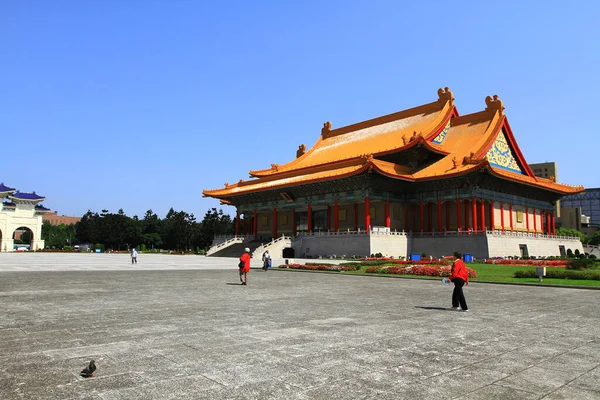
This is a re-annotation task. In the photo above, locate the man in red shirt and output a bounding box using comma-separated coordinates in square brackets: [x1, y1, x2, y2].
[449, 252, 469, 311]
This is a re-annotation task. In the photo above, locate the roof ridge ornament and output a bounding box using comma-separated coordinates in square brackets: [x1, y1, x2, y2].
[271, 164, 279, 171]
[485, 94, 505, 116]
[321, 121, 332, 137]
[437, 87, 454, 106]
[296, 144, 306, 158]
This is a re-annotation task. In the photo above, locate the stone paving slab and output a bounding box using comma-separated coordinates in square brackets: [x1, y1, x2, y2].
[0, 253, 599, 399]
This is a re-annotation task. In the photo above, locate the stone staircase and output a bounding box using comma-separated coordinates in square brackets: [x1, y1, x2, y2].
[207, 241, 263, 258]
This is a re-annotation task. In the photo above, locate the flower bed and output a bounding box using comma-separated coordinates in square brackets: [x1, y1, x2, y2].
[278, 263, 360, 272]
[365, 265, 478, 278]
[514, 269, 600, 280]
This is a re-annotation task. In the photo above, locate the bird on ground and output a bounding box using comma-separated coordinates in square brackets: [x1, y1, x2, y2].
[80, 360, 96, 378]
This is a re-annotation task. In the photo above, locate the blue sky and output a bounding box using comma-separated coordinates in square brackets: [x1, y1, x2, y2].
[2, 1, 598, 219]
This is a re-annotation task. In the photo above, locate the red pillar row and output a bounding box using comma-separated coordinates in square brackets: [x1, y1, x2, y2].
[385, 200, 390, 228]
[472, 196, 478, 233]
[456, 198, 462, 232]
[490, 200, 495, 230]
[427, 203, 433, 232]
[437, 200, 443, 232]
[333, 201, 339, 232]
[509, 203, 514, 231]
[364, 197, 371, 233]
[464, 200, 470, 233]
[480, 199, 485, 232]
[420, 201, 425, 231]
[500, 202, 505, 232]
[533, 209, 537, 232]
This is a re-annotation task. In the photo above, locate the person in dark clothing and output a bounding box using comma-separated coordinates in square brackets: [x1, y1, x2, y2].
[449, 252, 469, 311]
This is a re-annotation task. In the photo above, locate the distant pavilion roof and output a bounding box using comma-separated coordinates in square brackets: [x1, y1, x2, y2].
[0, 183, 16, 194]
[10, 191, 46, 202]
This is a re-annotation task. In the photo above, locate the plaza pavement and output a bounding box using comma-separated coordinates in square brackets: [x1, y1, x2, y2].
[0, 253, 599, 399]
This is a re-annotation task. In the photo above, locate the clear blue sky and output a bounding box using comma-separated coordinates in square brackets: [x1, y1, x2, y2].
[2, 1, 598, 219]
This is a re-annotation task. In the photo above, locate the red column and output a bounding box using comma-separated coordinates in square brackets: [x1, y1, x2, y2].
[307, 204, 313, 233]
[334, 201, 339, 231]
[253, 210, 258, 235]
[500, 202, 505, 232]
[445, 201, 450, 231]
[354, 204, 359, 231]
[437, 199, 443, 232]
[327, 205, 331, 231]
[472, 196, 478, 233]
[235, 210, 240, 235]
[385, 200, 390, 228]
[546, 212, 550, 234]
[464, 200, 470, 233]
[272, 208, 277, 238]
[490, 200, 495, 230]
[364, 198, 371, 233]
[428, 203, 433, 232]
[552, 212, 556, 235]
[456, 198, 462, 232]
[404, 203, 409, 231]
[509, 203, 513, 231]
[292, 210, 297, 236]
[480, 200, 485, 231]
[533, 209, 537, 232]
[420, 201, 425, 231]
[525, 206, 529, 232]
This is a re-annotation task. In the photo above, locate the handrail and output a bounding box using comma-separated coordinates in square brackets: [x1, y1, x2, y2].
[252, 234, 291, 256]
[206, 235, 245, 256]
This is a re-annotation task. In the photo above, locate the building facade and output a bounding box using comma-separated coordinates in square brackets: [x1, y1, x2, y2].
[0, 183, 49, 252]
[204, 89, 584, 259]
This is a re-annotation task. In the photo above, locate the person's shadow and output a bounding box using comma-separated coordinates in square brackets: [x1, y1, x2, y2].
[414, 306, 456, 311]
[225, 282, 243, 286]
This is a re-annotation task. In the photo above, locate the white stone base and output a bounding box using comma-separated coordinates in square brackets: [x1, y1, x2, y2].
[290, 231, 583, 259]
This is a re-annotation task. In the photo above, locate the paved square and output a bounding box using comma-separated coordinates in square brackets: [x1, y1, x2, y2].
[1, 253, 599, 399]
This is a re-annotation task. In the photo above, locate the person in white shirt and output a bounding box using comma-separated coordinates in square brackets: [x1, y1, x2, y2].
[131, 248, 138, 264]
[262, 250, 271, 271]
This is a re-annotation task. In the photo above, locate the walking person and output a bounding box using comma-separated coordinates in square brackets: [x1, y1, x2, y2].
[262, 250, 271, 271]
[239, 247, 251, 285]
[131, 248, 138, 264]
[449, 252, 469, 311]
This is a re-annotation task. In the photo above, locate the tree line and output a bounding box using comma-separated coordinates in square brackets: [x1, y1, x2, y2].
[41, 208, 234, 252]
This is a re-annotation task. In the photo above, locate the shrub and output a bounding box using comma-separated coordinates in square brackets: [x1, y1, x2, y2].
[566, 259, 596, 270]
[513, 269, 600, 280]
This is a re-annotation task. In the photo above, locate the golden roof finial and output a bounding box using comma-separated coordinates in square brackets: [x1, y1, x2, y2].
[296, 144, 306, 158]
[437, 87, 454, 106]
[485, 94, 505, 116]
[321, 121, 332, 137]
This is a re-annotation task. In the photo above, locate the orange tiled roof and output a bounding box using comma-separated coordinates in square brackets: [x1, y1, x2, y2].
[203, 89, 583, 199]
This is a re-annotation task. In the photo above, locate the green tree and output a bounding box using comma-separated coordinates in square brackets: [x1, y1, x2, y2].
[197, 208, 234, 250]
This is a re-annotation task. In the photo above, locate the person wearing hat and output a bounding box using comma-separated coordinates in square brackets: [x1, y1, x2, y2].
[239, 247, 251, 285]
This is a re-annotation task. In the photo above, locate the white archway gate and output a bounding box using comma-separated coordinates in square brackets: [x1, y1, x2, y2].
[0, 183, 49, 252]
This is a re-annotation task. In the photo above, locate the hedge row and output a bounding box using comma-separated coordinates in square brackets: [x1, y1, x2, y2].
[513, 270, 600, 280]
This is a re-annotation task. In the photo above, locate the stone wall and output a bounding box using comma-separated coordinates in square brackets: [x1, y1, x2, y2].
[410, 235, 489, 258]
